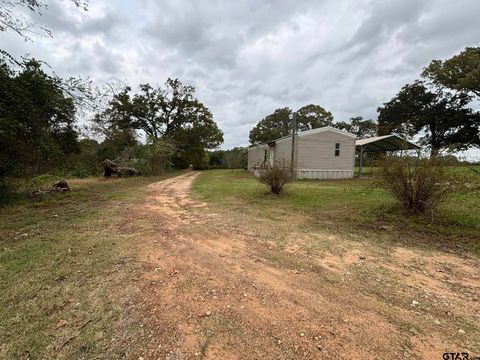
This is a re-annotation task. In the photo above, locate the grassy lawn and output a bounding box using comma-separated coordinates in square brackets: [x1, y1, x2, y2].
[192, 168, 480, 255]
[191, 169, 480, 356]
[1, 167, 479, 358]
[0, 173, 183, 359]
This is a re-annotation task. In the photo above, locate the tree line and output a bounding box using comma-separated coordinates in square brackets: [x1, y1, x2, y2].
[1, 1, 229, 189]
[249, 106, 377, 144]
[1, 0, 478, 204]
[94, 79, 224, 169]
[249, 47, 480, 157]
[0, 58, 226, 203]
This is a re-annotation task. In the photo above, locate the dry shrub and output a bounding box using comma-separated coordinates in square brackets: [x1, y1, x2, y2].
[256, 160, 291, 195]
[375, 156, 452, 215]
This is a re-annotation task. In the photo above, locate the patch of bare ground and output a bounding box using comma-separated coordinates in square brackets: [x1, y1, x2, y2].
[126, 173, 480, 359]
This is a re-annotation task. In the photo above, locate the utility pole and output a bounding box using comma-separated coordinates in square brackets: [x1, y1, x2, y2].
[289, 112, 296, 178]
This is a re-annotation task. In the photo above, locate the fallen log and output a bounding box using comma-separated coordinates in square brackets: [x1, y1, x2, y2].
[30, 180, 70, 198]
[102, 159, 138, 178]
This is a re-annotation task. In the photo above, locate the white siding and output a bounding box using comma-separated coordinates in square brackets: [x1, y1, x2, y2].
[247, 127, 356, 179]
[273, 137, 295, 165]
[296, 129, 355, 178]
[247, 144, 268, 170]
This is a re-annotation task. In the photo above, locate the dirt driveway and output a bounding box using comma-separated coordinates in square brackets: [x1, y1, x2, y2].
[128, 173, 479, 359]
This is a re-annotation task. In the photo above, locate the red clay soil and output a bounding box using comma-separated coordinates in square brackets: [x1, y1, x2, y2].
[126, 173, 480, 360]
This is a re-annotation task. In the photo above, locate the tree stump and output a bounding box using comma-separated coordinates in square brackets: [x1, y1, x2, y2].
[101, 159, 138, 177]
[53, 180, 70, 192]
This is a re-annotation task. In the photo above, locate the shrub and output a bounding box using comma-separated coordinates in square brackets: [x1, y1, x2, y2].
[255, 159, 291, 195]
[0, 179, 15, 206]
[375, 156, 452, 215]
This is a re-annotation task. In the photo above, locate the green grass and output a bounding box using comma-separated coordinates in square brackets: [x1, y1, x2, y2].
[0, 172, 184, 359]
[2, 168, 478, 357]
[355, 164, 480, 177]
[194, 169, 388, 209]
[192, 169, 480, 255]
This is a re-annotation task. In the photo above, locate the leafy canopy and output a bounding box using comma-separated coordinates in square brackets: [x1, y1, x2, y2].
[334, 116, 377, 138]
[0, 59, 78, 178]
[96, 78, 224, 167]
[422, 47, 480, 98]
[377, 81, 480, 155]
[249, 104, 333, 144]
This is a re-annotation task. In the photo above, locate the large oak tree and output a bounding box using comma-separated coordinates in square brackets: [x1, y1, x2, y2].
[377, 81, 480, 156]
[96, 78, 223, 167]
[422, 47, 480, 98]
[249, 104, 333, 144]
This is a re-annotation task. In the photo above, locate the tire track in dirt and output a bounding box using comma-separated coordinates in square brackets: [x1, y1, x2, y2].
[129, 173, 479, 360]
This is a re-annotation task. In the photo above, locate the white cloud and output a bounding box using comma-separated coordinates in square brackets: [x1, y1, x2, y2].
[1, 0, 479, 156]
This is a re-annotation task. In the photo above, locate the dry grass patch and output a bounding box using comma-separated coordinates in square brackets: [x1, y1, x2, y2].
[0, 173, 184, 359]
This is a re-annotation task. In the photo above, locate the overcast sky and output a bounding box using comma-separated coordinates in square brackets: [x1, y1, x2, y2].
[2, 0, 480, 156]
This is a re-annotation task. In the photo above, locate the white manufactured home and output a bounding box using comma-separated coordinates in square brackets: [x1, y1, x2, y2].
[248, 126, 356, 179]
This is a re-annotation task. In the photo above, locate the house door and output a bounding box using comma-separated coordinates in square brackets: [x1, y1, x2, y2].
[269, 146, 275, 166]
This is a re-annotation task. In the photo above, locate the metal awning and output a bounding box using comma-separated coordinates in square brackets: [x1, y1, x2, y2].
[355, 134, 420, 176]
[356, 134, 419, 153]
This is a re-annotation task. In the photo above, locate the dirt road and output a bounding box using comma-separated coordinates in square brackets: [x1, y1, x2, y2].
[128, 173, 479, 359]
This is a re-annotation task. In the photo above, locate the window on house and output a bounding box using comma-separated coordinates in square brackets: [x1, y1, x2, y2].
[335, 143, 340, 156]
[264, 149, 268, 162]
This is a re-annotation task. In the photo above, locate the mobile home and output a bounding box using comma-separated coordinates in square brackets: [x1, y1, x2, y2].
[248, 126, 356, 179]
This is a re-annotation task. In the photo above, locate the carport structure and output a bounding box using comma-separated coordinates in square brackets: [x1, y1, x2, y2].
[355, 134, 420, 176]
